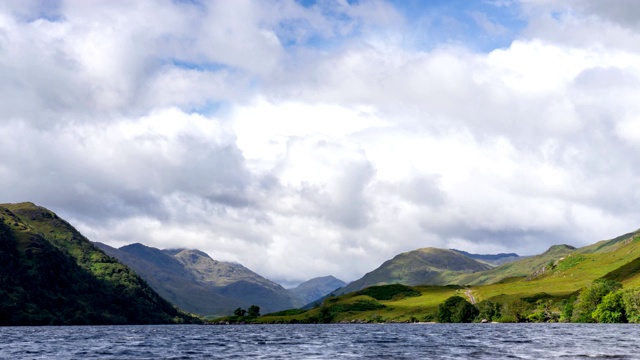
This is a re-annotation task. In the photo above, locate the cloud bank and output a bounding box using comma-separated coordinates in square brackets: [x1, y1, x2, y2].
[1, 0, 640, 285]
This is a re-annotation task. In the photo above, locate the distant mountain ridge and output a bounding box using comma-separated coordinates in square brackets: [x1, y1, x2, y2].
[288, 276, 346, 305]
[451, 249, 523, 265]
[96, 243, 304, 316]
[170, 247, 304, 311]
[95, 242, 247, 317]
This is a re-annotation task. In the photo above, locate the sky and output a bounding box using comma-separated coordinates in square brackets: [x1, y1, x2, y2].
[2, 0, 640, 287]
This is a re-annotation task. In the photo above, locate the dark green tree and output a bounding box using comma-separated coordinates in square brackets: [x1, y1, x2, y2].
[477, 300, 501, 322]
[247, 305, 260, 317]
[527, 300, 557, 322]
[622, 287, 640, 323]
[559, 296, 576, 322]
[572, 279, 622, 323]
[233, 307, 246, 317]
[453, 301, 479, 323]
[318, 306, 334, 323]
[499, 299, 529, 323]
[592, 291, 626, 323]
[437, 296, 478, 323]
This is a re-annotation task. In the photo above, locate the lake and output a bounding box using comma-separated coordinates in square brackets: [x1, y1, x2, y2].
[0, 323, 637, 359]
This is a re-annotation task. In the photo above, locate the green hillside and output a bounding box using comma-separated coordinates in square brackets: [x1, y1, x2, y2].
[336, 248, 491, 295]
[0, 202, 199, 326]
[578, 229, 640, 254]
[453, 244, 577, 285]
[235, 229, 640, 324]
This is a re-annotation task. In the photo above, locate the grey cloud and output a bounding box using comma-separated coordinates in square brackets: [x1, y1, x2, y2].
[273, 137, 376, 230]
[0, 110, 251, 226]
[323, 158, 375, 229]
[451, 226, 576, 255]
[521, 1, 640, 51]
[394, 175, 446, 207]
[578, 0, 640, 29]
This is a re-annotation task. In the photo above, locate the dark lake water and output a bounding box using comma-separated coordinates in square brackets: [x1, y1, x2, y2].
[1, 323, 638, 359]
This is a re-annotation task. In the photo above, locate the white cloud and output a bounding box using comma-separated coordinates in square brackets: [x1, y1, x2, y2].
[1, 0, 640, 284]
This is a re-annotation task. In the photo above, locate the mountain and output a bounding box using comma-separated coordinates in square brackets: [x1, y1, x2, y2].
[96, 242, 302, 316]
[169, 248, 303, 311]
[336, 248, 492, 295]
[451, 249, 522, 266]
[94, 242, 247, 317]
[0, 202, 198, 326]
[288, 276, 346, 305]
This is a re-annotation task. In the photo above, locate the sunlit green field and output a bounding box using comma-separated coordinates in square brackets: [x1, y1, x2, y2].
[244, 231, 640, 324]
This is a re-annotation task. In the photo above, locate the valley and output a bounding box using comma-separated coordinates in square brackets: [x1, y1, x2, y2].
[3, 201, 640, 325]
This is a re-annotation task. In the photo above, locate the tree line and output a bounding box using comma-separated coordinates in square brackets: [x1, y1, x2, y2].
[233, 305, 260, 318]
[437, 280, 640, 323]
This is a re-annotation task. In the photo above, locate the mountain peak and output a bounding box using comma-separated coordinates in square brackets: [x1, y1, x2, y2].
[542, 244, 576, 255]
[336, 247, 491, 295]
[179, 248, 212, 259]
[164, 248, 213, 261]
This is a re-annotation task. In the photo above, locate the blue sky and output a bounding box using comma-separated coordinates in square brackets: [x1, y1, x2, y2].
[296, 0, 527, 51]
[1, 0, 640, 286]
[390, 0, 526, 51]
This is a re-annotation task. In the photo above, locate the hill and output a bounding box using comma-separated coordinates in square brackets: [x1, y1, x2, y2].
[288, 276, 346, 305]
[0, 202, 198, 326]
[97, 243, 302, 316]
[336, 248, 491, 295]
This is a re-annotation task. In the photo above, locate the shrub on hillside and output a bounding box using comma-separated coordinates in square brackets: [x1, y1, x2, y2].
[356, 284, 421, 300]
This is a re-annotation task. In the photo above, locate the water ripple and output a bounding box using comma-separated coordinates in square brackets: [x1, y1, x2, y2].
[1, 323, 640, 359]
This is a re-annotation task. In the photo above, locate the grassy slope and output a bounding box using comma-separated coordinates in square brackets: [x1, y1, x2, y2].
[250, 229, 640, 323]
[253, 285, 462, 324]
[0, 202, 199, 325]
[468, 230, 640, 302]
[453, 244, 577, 285]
